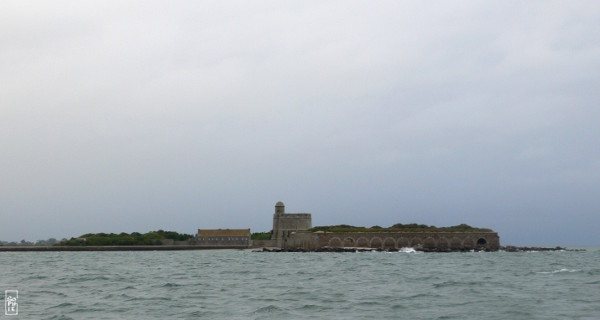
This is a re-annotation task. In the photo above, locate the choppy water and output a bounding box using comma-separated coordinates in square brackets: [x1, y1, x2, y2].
[1, 249, 599, 319]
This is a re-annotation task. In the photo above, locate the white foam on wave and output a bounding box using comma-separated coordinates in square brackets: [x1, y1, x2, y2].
[398, 247, 418, 253]
[537, 268, 580, 274]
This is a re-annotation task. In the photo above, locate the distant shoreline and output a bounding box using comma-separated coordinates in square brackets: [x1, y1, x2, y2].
[0, 245, 578, 252]
[0, 245, 246, 252]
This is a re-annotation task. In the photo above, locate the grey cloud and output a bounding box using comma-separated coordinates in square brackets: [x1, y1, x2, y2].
[1, 1, 599, 246]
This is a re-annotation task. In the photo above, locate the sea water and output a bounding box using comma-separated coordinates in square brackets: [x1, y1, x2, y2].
[0, 249, 599, 319]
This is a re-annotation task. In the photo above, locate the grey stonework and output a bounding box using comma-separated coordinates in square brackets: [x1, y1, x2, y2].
[266, 202, 499, 251]
[283, 231, 500, 251]
[192, 201, 501, 251]
[271, 201, 312, 247]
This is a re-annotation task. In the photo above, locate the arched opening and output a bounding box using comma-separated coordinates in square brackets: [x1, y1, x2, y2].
[437, 237, 449, 250]
[450, 237, 463, 250]
[476, 238, 487, 246]
[329, 237, 342, 248]
[383, 238, 396, 249]
[343, 237, 355, 247]
[411, 238, 423, 248]
[356, 237, 369, 248]
[423, 237, 436, 249]
[397, 237, 410, 248]
[370, 237, 382, 248]
[462, 237, 473, 250]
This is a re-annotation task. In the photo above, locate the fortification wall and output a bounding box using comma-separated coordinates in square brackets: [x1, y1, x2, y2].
[160, 239, 193, 246]
[272, 202, 312, 247]
[284, 231, 500, 251]
[251, 239, 278, 248]
[276, 214, 312, 230]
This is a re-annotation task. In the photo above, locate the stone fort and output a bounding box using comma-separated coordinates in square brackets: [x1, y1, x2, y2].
[272, 201, 312, 247]
[201, 201, 500, 251]
[261, 202, 498, 251]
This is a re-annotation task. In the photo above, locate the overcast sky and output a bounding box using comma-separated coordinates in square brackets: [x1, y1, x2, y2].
[1, 1, 599, 246]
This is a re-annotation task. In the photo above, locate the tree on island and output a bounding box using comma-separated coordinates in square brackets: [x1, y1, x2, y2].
[57, 230, 194, 246]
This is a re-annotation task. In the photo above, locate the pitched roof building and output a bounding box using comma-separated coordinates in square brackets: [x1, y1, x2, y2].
[196, 229, 251, 247]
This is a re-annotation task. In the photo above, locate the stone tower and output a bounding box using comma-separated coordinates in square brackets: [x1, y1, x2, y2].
[272, 201, 312, 247]
[275, 201, 285, 215]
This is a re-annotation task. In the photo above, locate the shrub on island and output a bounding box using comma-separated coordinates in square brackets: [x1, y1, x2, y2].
[57, 230, 194, 246]
[308, 223, 493, 233]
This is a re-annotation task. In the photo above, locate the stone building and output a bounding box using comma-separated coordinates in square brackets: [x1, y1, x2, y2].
[272, 201, 312, 247]
[263, 201, 499, 251]
[196, 229, 251, 248]
[195, 202, 500, 251]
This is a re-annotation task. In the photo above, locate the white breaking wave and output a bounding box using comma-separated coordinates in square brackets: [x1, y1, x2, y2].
[537, 268, 580, 274]
[398, 247, 418, 253]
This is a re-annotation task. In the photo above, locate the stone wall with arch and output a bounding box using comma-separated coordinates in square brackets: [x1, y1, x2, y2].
[284, 231, 500, 251]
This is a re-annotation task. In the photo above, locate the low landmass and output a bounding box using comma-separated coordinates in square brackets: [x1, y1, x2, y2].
[57, 230, 194, 246]
[0, 225, 576, 252]
[308, 223, 494, 233]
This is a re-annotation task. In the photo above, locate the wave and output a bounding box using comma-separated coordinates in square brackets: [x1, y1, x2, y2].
[48, 302, 75, 309]
[537, 268, 580, 274]
[253, 304, 284, 314]
[161, 282, 182, 287]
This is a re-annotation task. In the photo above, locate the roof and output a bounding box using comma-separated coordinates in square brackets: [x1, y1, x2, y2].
[197, 229, 251, 237]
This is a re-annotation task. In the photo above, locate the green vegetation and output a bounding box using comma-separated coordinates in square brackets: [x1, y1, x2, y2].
[251, 231, 272, 240]
[0, 238, 60, 246]
[57, 230, 194, 246]
[309, 223, 493, 233]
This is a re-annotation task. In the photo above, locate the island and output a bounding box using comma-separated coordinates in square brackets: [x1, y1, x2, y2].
[0, 202, 569, 252]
